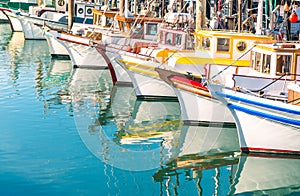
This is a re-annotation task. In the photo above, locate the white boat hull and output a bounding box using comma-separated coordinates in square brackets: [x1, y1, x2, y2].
[0, 11, 8, 22]
[104, 51, 132, 84]
[58, 34, 107, 69]
[211, 85, 300, 154]
[16, 12, 68, 40]
[174, 88, 235, 125]
[18, 15, 45, 39]
[44, 30, 70, 58]
[3, 10, 23, 32]
[126, 69, 177, 100]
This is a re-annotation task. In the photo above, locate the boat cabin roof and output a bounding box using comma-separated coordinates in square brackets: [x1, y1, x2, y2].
[255, 43, 300, 53]
[250, 42, 300, 80]
[195, 30, 272, 41]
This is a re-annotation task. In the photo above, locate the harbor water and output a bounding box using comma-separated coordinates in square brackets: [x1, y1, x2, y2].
[0, 23, 299, 195]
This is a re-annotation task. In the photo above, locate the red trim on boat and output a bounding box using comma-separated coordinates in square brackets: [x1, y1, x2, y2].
[241, 147, 300, 155]
[0, 8, 11, 12]
[171, 75, 207, 90]
[58, 37, 89, 46]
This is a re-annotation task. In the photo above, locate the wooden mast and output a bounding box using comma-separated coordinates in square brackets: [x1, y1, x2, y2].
[119, 0, 124, 16]
[237, 0, 242, 32]
[67, 0, 74, 31]
[256, 0, 263, 34]
[196, 0, 206, 30]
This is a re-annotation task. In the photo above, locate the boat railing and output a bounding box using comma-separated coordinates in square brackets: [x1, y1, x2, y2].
[236, 73, 300, 102]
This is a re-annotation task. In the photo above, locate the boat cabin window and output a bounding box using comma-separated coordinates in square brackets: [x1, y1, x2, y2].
[166, 32, 173, 45]
[159, 31, 165, 44]
[186, 35, 194, 50]
[217, 38, 230, 52]
[262, 54, 271, 74]
[276, 55, 292, 75]
[145, 23, 158, 35]
[174, 34, 182, 46]
[132, 23, 143, 35]
[252, 51, 271, 73]
[253, 52, 262, 72]
[201, 37, 210, 50]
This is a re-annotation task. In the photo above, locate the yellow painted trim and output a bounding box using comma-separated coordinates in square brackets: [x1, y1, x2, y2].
[119, 59, 156, 70]
[125, 65, 159, 78]
[194, 30, 273, 41]
[174, 57, 250, 67]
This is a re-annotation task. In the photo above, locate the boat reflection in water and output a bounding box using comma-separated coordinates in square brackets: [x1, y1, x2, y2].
[153, 151, 300, 195]
[76, 84, 183, 171]
[229, 154, 300, 195]
[73, 83, 242, 172]
[153, 124, 240, 195]
[63, 62, 299, 195]
[39, 59, 73, 111]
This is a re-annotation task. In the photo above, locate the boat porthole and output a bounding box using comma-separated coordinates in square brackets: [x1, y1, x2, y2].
[57, 0, 65, 6]
[237, 41, 247, 52]
[78, 8, 84, 14]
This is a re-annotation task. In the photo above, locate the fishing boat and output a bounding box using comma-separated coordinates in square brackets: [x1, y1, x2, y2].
[209, 42, 300, 155]
[0, 8, 23, 32]
[16, 10, 68, 40]
[95, 0, 195, 86]
[98, 10, 195, 97]
[6, 0, 101, 40]
[119, 30, 273, 123]
[155, 67, 235, 126]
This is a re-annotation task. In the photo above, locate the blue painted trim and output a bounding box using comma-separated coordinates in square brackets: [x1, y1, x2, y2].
[216, 91, 300, 115]
[228, 103, 300, 126]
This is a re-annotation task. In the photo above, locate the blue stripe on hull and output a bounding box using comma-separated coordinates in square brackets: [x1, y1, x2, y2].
[216, 92, 300, 115]
[228, 103, 300, 127]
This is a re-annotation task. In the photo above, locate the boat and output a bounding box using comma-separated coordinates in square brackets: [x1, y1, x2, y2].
[3, 0, 100, 40]
[48, 4, 164, 71]
[118, 30, 273, 123]
[1, 8, 23, 32]
[98, 9, 195, 97]
[155, 67, 235, 126]
[208, 42, 300, 155]
[44, 29, 70, 59]
[14, 7, 68, 40]
[0, 2, 9, 23]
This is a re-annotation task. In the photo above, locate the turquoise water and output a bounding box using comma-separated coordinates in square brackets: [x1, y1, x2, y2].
[0, 23, 299, 195]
